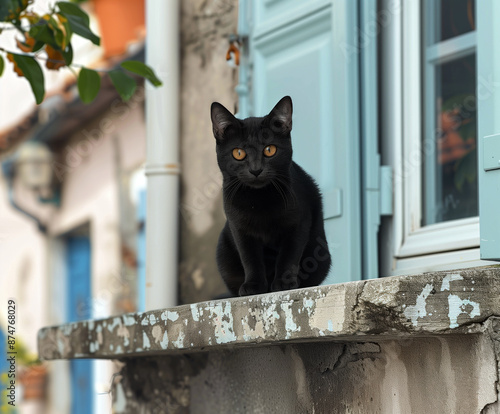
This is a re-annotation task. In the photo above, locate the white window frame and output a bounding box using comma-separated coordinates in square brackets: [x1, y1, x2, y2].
[386, 0, 493, 275]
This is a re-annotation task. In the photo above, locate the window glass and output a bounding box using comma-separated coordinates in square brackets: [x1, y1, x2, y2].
[424, 54, 477, 224]
[429, 0, 476, 44]
[422, 1, 477, 225]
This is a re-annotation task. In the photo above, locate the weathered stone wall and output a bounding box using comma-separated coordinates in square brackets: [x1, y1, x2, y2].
[179, 0, 239, 304]
[112, 328, 499, 414]
[38, 268, 500, 413]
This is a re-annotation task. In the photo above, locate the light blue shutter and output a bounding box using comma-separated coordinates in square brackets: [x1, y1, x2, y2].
[477, 0, 500, 261]
[238, 0, 363, 283]
[359, 0, 386, 279]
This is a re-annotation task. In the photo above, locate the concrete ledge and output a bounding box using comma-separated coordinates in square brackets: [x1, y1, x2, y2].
[38, 267, 500, 360]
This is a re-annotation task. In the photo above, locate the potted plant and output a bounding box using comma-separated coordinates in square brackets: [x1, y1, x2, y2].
[16, 338, 48, 401]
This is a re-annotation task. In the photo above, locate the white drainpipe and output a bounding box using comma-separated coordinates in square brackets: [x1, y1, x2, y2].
[145, 0, 180, 310]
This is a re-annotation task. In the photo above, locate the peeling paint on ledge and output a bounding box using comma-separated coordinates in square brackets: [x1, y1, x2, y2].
[309, 287, 346, 334]
[440, 273, 464, 291]
[37, 267, 500, 361]
[448, 294, 480, 328]
[208, 301, 237, 344]
[403, 284, 433, 327]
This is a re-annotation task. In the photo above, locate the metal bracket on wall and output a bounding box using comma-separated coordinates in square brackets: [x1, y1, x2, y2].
[234, 0, 252, 118]
[323, 188, 342, 219]
[380, 165, 393, 216]
[483, 133, 500, 171]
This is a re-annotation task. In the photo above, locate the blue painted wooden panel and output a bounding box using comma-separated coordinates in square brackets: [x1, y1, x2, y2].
[67, 237, 91, 322]
[66, 236, 93, 414]
[254, 13, 335, 190]
[477, 0, 500, 260]
[360, 0, 381, 279]
[254, 0, 326, 35]
[0, 328, 10, 411]
[0, 328, 6, 373]
[248, 0, 362, 283]
[137, 190, 147, 312]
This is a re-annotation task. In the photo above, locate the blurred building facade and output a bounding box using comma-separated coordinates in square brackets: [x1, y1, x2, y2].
[0, 0, 236, 412]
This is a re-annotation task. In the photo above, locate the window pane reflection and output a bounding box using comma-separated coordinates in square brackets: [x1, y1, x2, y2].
[424, 54, 478, 224]
[434, 0, 476, 43]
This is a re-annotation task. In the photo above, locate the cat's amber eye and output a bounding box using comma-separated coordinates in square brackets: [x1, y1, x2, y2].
[263, 145, 277, 157]
[232, 148, 247, 160]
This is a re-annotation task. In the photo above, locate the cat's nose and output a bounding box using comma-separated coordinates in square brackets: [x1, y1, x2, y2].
[249, 168, 263, 177]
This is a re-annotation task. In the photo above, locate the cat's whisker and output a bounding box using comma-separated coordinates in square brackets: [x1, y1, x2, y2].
[271, 178, 290, 210]
[270, 180, 284, 209]
[223, 178, 240, 196]
[273, 175, 297, 209]
[273, 171, 299, 183]
[225, 180, 242, 210]
[281, 182, 295, 210]
[277, 180, 291, 210]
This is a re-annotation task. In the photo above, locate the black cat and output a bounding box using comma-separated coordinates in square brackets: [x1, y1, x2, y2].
[211, 96, 331, 296]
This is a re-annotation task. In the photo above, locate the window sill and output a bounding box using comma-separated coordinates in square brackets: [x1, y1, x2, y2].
[397, 217, 479, 258]
[38, 266, 500, 360]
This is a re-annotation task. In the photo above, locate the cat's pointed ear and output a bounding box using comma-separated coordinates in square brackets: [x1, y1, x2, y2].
[268, 96, 293, 134]
[211, 102, 237, 141]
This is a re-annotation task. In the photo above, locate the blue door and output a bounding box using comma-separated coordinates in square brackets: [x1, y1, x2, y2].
[66, 235, 93, 414]
[0, 327, 11, 409]
[239, 0, 362, 283]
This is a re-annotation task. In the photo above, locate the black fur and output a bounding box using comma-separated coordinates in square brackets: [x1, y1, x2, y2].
[211, 96, 331, 296]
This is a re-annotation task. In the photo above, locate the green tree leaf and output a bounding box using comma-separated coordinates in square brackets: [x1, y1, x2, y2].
[57, 2, 100, 46]
[108, 70, 137, 101]
[32, 40, 46, 53]
[30, 22, 55, 45]
[121, 61, 163, 87]
[0, 3, 9, 21]
[62, 43, 73, 66]
[78, 67, 100, 103]
[0, 55, 4, 77]
[1, 0, 30, 22]
[11, 53, 45, 104]
[56, 13, 73, 49]
[48, 16, 65, 48]
[63, 13, 100, 45]
[57, 2, 90, 25]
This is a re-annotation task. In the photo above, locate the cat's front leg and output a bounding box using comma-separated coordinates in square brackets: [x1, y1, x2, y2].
[271, 236, 307, 292]
[231, 230, 268, 296]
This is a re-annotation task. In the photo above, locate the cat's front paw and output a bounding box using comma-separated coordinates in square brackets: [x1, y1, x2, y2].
[270, 277, 299, 292]
[239, 281, 268, 296]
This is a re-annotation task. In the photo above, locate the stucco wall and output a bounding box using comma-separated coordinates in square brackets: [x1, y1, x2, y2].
[0, 98, 146, 413]
[0, 176, 48, 353]
[49, 98, 146, 315]
[38, 267, 500, 413]
[46, 102, 146, 413]
[112, 333, 498, 414]
[179, 0, 239, 304]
